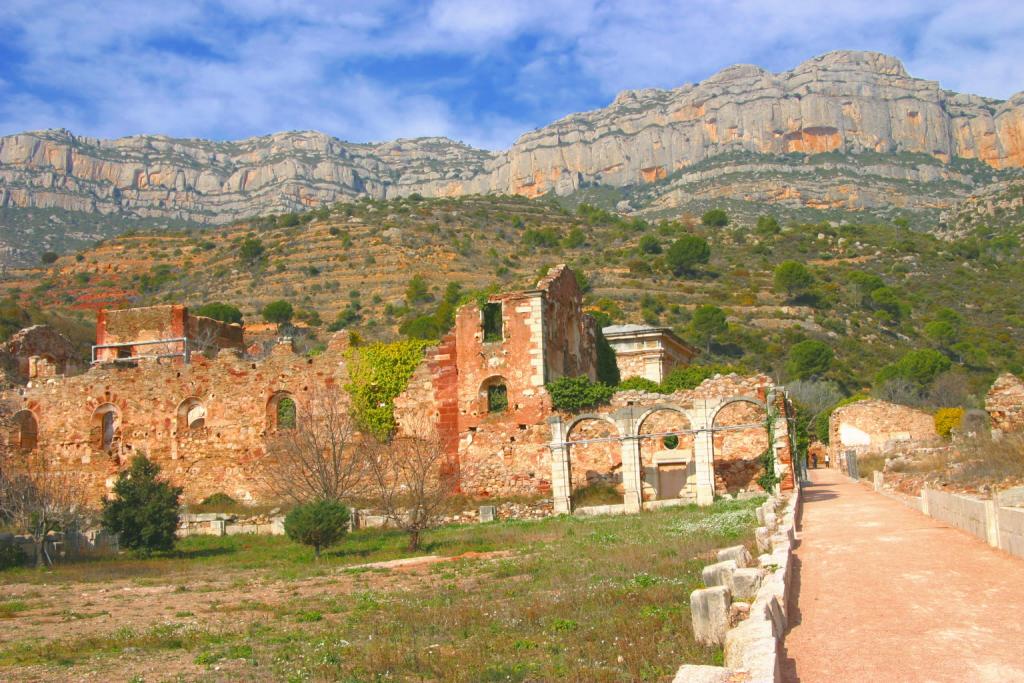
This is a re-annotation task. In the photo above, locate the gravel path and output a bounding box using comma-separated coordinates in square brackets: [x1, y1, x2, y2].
[782, 468, 1024, 682]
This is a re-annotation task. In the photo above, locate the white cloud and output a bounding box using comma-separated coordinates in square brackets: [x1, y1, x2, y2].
[0, 0, 1020, 147]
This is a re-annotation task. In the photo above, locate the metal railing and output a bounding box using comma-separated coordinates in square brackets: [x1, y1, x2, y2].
[91, 337, 191, 364]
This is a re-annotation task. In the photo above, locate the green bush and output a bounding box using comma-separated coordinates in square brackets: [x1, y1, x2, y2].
[638, 235, 661, 254]
[689, 305, 727, 353]
[40, 251, 59, 264]
[194, 302, 243, 325]
[786, 340, 834, 380]
[262, 300, 294, 326]
[284, 500, 351, 560]
[0, 543, 25, 571]
[239, 237, 265, 266]
[523, 227, 560, 248]
[661, 364, 744, 393]
[773, 261, 814, 298]
[701, 209, 729, 227]
[616, 377, 661, 393]
[101, 455, 182, 555]
[665, 235, 711, 275]
[546, 376, 615, 412]
[875, 349, 952, 388]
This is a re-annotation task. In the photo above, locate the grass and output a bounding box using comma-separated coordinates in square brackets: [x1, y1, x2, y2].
[885, 435, 1024, 490]
[857, 454, 887, 481]
[0, 497, 764, 681]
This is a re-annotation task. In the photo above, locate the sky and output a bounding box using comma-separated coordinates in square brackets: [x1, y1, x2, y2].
[0, 0, 1022, 150]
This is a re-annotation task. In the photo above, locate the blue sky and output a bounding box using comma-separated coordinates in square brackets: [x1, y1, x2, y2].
[1, 1, 1022, 150]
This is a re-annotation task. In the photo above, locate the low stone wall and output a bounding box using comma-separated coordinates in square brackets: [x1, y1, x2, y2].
[0, 530, 119, 565]
[177, 513, 286, 537]
[872, 472, 1024, 561]
[675, 485, 801, 682]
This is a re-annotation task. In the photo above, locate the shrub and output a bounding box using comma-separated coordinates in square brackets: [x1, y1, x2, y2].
[101, 455, 182, 555]
[0, 543, 25, 571]
[773, 261, 814, 298]
[546, 376, 615, 412]
[523, 227, 560, 248]
[200, 492, 236, 507]
[934, 407, 965, 440]
[786, 340, 834, 380]
[689, 305, 727, 353]
[239, 237, 265, 266]
[638, 235, 661, 254]
[665, 235, 711, 275]
[405, 275, 431, 305]
[40, 251, 59, 264]
[756, 215, 780, 235]
[284, 500, 351, 559]
[262, 300, 294, 326]
[875, 349, 952, 388]
[194, 302, 243, 325]
[616, 377, 661, 393]
[701, 208, 729, 227]
[661, 364, 744, 393]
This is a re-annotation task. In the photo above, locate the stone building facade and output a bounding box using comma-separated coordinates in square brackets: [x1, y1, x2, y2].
[601, 324, 698, 383]
[4, 265, 794, 510]
[986, 373, 1024, 436]
[828, 399, 936, 463]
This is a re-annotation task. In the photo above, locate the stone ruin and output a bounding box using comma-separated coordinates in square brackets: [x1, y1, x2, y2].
[828, 399, 937, 469]
[3, 265, 795, 509]
[986, 373, 1024, 437]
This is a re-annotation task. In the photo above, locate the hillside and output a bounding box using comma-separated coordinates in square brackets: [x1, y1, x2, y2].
[2, 50, 1023, 265]
[5, 194, 1021, 402]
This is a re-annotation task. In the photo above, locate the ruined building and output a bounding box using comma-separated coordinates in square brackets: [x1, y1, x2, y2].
[601, 324, 698, 383]
[986, 373, 1024, 436]
[4, 266, 794, 509]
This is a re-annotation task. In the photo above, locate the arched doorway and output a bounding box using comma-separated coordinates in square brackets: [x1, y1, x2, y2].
[636, 406, 694, 501]
[710, 398, 770, 494]
[92, 403, 120, 450]
[564, 415, 622, 507]
[267, 391, 296, 431]
[11, 410, 39, 451]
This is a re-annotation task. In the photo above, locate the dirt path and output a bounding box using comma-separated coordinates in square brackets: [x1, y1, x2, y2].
[782, 468, 1024, 683]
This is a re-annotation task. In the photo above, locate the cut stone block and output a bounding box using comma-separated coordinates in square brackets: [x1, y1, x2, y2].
[479, 505, 497, 522]
[691, 586, 732, 646]
[672, 664, 735, 683]
[732, 567, 765, 600]
[702, 559, 737, 589]
[717, 544, 753, 568]
[755, 526, 772, 553]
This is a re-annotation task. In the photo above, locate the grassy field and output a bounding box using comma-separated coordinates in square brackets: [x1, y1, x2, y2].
[0, 498, 762, 682]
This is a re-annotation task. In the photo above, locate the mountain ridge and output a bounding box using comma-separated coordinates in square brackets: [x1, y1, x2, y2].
[1, 50, 1023, 264]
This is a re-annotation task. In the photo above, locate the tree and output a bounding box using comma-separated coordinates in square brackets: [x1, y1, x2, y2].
[773, 261, 814, 299]
[194, 302, 243, 325]
[665, 235, 711, 276]
[262, 383, 368, 504]
[701, 209, 729, 227]
[101, 455, 181, 555]
[689, 305, 727, 353]
[40, 251, 59, 264]
[786, 340, 834, 380]
[756, 215, 781, 235]
[0, 445, 89, 568]
[405, 275, 431, 306]
[875, 349, 952, 389]
[366, 421, 456, 551]
[239, 237, 265, 266]
[638, 235, 662, 254]
[284, 500, 350, 559]
[262, 300, 294, 328]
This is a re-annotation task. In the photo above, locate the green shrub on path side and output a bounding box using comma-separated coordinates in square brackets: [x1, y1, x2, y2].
[284, 501, 351, 560]
[101, 455, 182, 555]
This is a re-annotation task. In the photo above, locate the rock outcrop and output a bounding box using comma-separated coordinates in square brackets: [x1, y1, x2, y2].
[1, 50, 1022, 229]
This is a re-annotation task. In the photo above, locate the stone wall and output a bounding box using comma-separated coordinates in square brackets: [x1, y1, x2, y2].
[0, 324, 78, 381]
[986, 373, 1024, 435]
[829, 399, 936, 461]
[95, 304, 243, 361]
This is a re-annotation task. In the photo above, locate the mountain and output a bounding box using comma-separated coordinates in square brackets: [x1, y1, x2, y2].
[1, 50, 1023, 265]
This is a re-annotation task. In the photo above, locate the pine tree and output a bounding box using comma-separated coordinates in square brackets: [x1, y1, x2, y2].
[101, 455, 182, 555]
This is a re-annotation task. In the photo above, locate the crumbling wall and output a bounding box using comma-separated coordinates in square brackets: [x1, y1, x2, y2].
[986, 373, 1024, 435]
[536, 265, 598, 382]
[3, 335, 353, 505]
[0, 324, 78, 381]
[829, 399, 936, 461]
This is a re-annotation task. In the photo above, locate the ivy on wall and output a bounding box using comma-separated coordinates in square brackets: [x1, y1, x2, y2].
[757, 407, 781, 493]
[345, 338, 433, 440]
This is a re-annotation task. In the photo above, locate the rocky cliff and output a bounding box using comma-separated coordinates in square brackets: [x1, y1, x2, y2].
[1, 50, 1023, 263]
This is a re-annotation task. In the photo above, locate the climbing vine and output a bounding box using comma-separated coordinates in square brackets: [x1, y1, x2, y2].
[345, 338, 433, 440]
[756, 407, 781, 493]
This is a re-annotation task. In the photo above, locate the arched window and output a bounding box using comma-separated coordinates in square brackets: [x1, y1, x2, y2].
[267, 391, 297, 430]
[11, 410, 38, 451]
[176, 397, 207, 433]
[479, 376, 508, 414]
[92, 403, 119, 450]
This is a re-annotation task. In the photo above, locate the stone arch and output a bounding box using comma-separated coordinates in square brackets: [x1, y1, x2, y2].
[176, 397, 207, 433]
[11, 409, 39, 451]
[710, 396, 770, 494]
[267, 391, 296, 431]
[479, 375, 509, 414]
[91, 403, 120, 450]
[565, 414, 623, 495]
[636, 405, 694, 501]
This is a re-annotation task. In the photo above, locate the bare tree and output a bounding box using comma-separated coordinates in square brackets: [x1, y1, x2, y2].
[261, 382, 368, 505]
[873, 377, 923, 407]
[787, 379, 843, 416]
[0, 450, 90, 567]
[366, 420, 457, 551]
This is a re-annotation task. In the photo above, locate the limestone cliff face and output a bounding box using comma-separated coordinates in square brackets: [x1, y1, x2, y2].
[1, 50, 1022, 224]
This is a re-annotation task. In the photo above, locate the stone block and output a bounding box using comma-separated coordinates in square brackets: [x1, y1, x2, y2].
[479, 505, 497, 522]
[717, 544, 753, 568]
[671, 664, 735, 683]
[755, 526, 772, 553]
[690, 586, 732, 646]
[731, 567, 765, 600]
[999, 486, 1024, 507]
[702, 559, 737, 589]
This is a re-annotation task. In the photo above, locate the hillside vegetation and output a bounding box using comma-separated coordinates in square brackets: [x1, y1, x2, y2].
[3, 192, 1021, 405]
